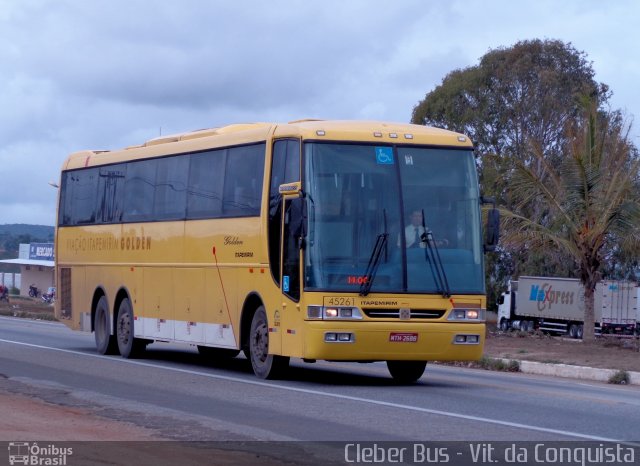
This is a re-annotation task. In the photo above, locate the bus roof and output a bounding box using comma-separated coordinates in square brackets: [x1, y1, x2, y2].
[62, 120, 473, 171]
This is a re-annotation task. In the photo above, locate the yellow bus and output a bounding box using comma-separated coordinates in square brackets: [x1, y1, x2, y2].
[55, 120, 498, 382]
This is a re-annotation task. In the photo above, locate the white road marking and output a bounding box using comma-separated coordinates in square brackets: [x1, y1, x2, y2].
[0, 337, 632, 443]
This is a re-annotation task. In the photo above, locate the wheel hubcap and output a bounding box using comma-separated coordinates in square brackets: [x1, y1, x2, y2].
[118, 312, 131, 345]
[251, 322, 268, 364]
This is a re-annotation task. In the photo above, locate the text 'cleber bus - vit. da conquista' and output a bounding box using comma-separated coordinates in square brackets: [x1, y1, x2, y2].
[54, 120, 499, 382]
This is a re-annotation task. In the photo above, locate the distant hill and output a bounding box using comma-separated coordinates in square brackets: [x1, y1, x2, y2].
[0, 224, 54, 241]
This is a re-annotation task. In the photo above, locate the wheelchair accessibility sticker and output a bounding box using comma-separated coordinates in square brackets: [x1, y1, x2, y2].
[375, 147, 394, 164]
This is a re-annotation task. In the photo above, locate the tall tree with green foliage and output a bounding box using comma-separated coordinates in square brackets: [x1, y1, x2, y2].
[501, 97, 640, 341]
[412, 39, 606, 164]
[411, 39, 617, 309]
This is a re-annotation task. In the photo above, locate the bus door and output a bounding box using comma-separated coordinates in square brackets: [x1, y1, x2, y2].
[269, 139, 301, 355]
[281, 194, 303, 355]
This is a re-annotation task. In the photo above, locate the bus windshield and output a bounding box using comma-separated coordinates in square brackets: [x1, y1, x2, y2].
[303, 142, 484, 294]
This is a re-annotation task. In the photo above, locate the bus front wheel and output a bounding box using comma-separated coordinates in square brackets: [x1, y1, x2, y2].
[116, 298, 146, 359]
[94, 296, 118, 355]
[249, 306, 289, 379]
[386, 361, 427, 384]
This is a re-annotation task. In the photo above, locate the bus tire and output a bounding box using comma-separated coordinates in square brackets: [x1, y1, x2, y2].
[198, 346, 240, 359]
[94, 296, 119, 355]
[249, 306, 289, 379]
[116, 298, 146, 359]
[386, 361, 427, 384]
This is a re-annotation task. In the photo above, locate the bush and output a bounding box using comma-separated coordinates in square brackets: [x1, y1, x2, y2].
[478, 357, 520, 372]
[608, 370, 629, 385]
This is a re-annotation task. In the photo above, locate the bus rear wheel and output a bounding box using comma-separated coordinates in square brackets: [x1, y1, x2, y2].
[94, 296, 119, 355]
[249, 306, 289, 379]
[116, 298, 146, 358]
[386, 361, 427, 384]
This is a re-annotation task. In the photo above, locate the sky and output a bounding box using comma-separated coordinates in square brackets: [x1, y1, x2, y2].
[1, 0, 639, 226]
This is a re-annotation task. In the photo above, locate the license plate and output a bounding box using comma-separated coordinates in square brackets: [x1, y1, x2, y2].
[389, 332, 418, 343]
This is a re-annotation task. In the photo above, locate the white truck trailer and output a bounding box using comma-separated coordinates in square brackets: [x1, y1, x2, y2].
[497, 276, 638, 338]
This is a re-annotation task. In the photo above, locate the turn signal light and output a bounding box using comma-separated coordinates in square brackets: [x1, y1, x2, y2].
[453, 334, 481, 345]
[325, 332, 354, 343]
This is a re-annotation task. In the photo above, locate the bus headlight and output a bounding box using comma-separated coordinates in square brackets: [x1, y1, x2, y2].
[325, 308, 339, 318]
[307, 306, 363, 320]
[447, 308, 485, 322]
[466, 310, 479, 319]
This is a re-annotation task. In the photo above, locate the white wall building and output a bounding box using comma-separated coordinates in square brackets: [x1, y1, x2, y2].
[0, 243, 54, 297]
[0, 272, 21, 290]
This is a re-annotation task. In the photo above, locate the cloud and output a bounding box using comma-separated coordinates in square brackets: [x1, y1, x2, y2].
[0, 0, 638, 225]
[5, 1, 426, 113]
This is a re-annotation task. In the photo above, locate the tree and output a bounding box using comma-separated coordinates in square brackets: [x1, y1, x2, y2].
[412, 39, 606, 164]
[501, 97, 640, 341]
[411, 39, 616, 304]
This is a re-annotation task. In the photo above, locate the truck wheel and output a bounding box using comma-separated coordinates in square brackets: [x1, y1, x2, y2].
[521, 321, 530, 332]
[568, 324, 579, 339]
[576, 325, 584, 339]
[499, 319, 509, 332]
[249, 306, 289, 379]
[387, 361, 427, 384]
[94, 296, 119, 355]
[116, 298, 146, 358]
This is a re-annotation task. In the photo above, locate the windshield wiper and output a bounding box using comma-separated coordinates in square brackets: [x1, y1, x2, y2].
[420, 208, 451, 298]
[359, 233, 388, 296]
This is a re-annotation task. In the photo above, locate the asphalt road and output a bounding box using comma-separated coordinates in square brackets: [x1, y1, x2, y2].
[1, 316, 639, 448]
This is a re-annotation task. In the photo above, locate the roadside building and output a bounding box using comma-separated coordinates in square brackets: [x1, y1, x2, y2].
[0, 243, 54, 297]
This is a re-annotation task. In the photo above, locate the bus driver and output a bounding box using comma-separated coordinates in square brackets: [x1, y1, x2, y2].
[398, 210, 449, 248]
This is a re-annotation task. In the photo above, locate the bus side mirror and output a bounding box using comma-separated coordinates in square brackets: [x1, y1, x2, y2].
[279, 181, 302, 198]
[480, 196, 499, 252]
[484, 208, 500, 252]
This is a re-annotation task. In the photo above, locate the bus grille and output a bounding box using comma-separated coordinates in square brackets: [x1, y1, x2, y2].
[363, 309, 446, 319]
[59, 268, 72, 320]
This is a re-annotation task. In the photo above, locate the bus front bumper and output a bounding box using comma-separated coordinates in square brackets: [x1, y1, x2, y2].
[302, 321, 485, 361]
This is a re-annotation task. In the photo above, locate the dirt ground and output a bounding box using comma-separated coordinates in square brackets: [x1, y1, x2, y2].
[1, 299, 639, 453]
[0, 387, 299, 465]
[483, 327, 640, 373]
[0, 296, 58, 321]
